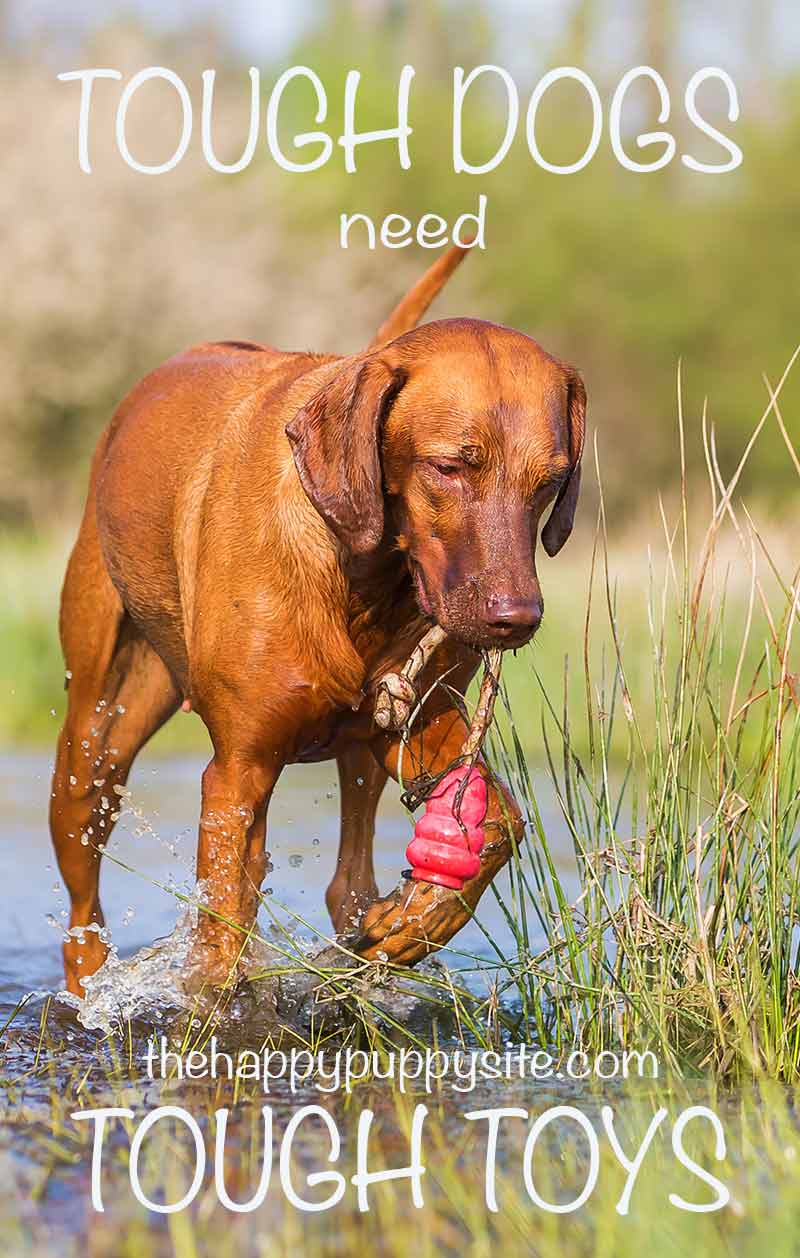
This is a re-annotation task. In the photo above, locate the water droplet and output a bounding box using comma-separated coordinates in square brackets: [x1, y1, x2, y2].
[288, 853, 303, 868]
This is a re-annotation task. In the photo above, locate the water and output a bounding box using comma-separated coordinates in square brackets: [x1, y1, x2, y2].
[0, 749, 577, 1027]
[0, 750, 584, 1242]
[2, 753, 794, 1252]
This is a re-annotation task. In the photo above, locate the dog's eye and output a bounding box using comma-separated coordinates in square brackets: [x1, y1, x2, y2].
[428, 459, 462, 477]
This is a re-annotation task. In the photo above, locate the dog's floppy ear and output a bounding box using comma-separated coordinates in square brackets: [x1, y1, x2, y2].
[541, 368, 587, 557]
[286, 356, 407, 555]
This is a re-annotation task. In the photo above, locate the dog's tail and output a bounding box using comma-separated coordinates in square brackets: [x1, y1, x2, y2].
[368, 242, 473, 348]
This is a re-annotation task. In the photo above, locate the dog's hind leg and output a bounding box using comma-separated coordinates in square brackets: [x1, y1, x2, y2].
[327, 742, 387, 933]
[50, 494, 179, 995]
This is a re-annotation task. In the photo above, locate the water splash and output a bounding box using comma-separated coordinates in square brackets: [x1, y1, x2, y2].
[50, 779, 466, 1039]
[56, 888, 318, 1036]
[59, 906, 201, 1034]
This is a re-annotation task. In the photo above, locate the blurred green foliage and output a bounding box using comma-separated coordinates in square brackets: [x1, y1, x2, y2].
[273, 3, 800, 515]
[2, 1, 798, 527]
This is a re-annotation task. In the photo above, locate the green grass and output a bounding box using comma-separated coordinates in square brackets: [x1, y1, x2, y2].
[467, 368, 800, 1078]
[0, 530, 70, 745]
[489, 472, 800, 1077]
[4, 997, 800, 1257]
[0, 531, 211, 753]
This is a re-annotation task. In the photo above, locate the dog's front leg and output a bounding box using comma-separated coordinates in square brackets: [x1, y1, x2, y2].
[354, 706, 524, 966]
[192, 754, 279, 987]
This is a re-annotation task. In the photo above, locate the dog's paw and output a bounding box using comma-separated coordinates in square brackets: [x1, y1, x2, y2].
[353, 876, 470, 966]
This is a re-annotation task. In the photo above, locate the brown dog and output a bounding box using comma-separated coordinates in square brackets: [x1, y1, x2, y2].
[50, 246, 586, 996]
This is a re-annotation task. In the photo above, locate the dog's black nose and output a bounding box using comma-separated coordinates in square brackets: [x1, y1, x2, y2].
[484, 594, 543, 637]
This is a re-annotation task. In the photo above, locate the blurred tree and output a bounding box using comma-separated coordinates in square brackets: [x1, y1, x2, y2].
[566, 0, 598, 64]
[643, 0, 675, 73]
[747, 0, 777, 116]
[2, 4, 798, 530]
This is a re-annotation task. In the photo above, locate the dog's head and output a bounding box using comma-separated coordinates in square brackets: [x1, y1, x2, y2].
[286, 318, 586, 650]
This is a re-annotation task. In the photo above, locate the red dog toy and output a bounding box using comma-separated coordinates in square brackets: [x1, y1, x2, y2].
[405, 767, 488, 890]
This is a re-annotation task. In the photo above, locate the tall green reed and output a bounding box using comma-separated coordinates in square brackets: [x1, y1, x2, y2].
[482, 357, 800, 1078]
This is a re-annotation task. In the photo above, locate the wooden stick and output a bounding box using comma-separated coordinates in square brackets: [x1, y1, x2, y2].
[375, 628, 502, 768]
[461, 648, 502, 760]
[373, 624, 448, 731]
